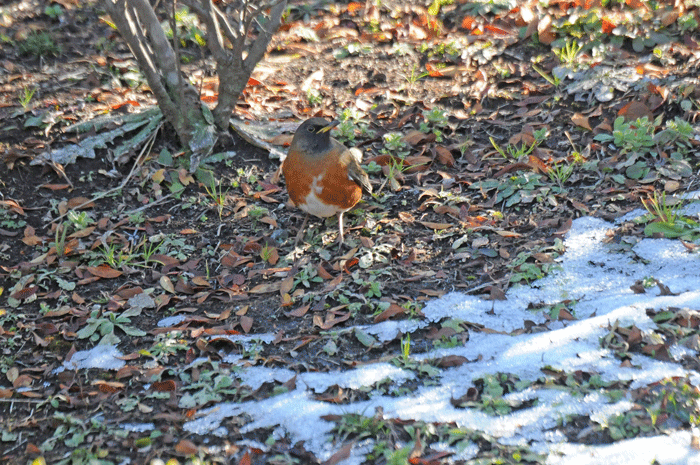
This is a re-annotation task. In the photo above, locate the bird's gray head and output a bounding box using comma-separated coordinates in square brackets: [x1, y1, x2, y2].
[292, 118, 339, 152]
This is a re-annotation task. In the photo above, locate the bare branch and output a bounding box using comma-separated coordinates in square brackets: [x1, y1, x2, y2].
[104, 0, 178, 118]
[127, 0, 180, 88]
[244, 0, 286, 72]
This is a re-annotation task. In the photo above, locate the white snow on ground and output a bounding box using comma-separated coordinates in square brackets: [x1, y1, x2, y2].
[59, 344, 125, 371]
[180, 212, 700, 463]
[70, 206, 699, 463]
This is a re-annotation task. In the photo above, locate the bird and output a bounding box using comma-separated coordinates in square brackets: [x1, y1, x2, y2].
[282, 118, 373, 247]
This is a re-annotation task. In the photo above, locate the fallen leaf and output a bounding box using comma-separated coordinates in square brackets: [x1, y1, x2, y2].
[434, 145, 455, 166]
[160, 275, 175, 293]
[571, 113, 591, 130]
[87, 265, 123, 279]
[419, 221, 452, 230]
[373, 303, 406, 323]
[240, 315, 253, 333]
[250, 282, 282, 294]
[67, 196, 95, 209]
[175, 439, 198, 455]
[436, 355, 469, 367]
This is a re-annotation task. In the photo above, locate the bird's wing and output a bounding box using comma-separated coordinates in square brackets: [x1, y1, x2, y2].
[346, 155, 373, 194]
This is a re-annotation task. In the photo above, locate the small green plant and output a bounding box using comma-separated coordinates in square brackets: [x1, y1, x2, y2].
[427, 0, 454, 16]
[165, 6, 206, 47]
[454, 373, 532, 416]
[419, 40, 460, 59]
[204, 178, 228, 219]
[18, 31, 62, 57]
[508, 240, 564, 284]
[144, 333, 188, 362]
[44, 4, 63, 19]
[554, 40, 583, 65]
[306, 88, 323, 106]
[40, 413, 114, 456]
[0, 209, 27, 230]
[490, 128, 546, 160]
[52, 222, 69, 257]
[547, 162, 574, 188]
[419, 108, 448, 141]
[333, 413, 390, 444]
[532, 63, 562, 86]
[334, 42, 371, 59]
[382, 132, 407, 153]
[99, 242, 134, 268]
[18, 86, 36, 109]
[333, 109, 375, 145]
[595, 116, 659, 156]
[641, 191, 700, 239]
[401, 301, 423, 319]
[248, 205, 269, 225]
[400, 63, 429, 95]
[293, 263, 323, 290]
[678, 12, 699, 32]
[471, 171, 550, 208]
[67, 210, 94, 231]
[400, 334, 411, 363]
[76, 308, 147, 345]
[655, 117, 695, 157]
[178, 367, 241, 408]
[391, 334, 440, 377]
[129, 211, 146, 224]
[365, 280, 382, 299]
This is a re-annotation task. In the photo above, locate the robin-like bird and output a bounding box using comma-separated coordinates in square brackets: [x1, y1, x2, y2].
[283, 118, 373, 246]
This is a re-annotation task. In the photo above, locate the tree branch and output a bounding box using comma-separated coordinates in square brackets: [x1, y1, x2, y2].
[243, 0, 286, 72]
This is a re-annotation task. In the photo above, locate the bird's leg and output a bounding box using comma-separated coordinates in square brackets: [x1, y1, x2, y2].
[337, 212, 345, 247]
[294, 213, 310, 246]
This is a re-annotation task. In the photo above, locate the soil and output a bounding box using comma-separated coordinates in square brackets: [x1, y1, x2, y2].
[1, 0, 699, 463]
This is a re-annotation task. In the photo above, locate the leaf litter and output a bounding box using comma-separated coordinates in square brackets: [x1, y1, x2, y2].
[1, 0, 700, 464]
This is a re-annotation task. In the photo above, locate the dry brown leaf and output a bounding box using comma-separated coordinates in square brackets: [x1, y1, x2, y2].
[419, 221, 452, 230]
[250, 282, 282, 294]
[323, 441, 354, 465]
[178, 168, 195, 186]
[66, 227, 94, 240]
[86, 265, 123, 279]
[39, 183, 71, 191]
[263, 247, 279, 265]
[240, 315, 254, 333]
[618, 101, 652, 122]
[493, 229, 522, 237]
[436, 355, 469, 367]
[537, 14, 554, 44]
[280, 274, 294, 295]
[420, 289, 446, 297]
[175, 439, 198, 455]
[22, 226, 42, 246]
[67, 196, 95, 209]
[286, 304, 310, 318]
[398, 211, 415, 223]
[160, 275, 175, 293]
[0, 199, 25, 215]
[373, 303, 406, 323]
[402, 130, 434, 146]
[571, 113, 591, 130]
[434, 145, 455, 167]
[323, 274, 343, 293]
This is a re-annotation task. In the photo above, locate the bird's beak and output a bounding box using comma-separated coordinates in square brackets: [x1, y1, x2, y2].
[317, 120, 340, 134]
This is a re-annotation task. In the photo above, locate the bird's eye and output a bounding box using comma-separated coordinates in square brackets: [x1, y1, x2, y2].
[307, 126, 315, 132]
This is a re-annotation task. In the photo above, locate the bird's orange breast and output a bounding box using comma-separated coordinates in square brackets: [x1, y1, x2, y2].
[283, 148, 363, 218]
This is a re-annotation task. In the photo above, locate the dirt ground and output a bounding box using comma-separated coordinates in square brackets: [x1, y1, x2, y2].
[1, 0, 699, 463]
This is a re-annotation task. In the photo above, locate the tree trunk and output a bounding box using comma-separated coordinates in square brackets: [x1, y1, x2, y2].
[102, 0, 287, 155]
